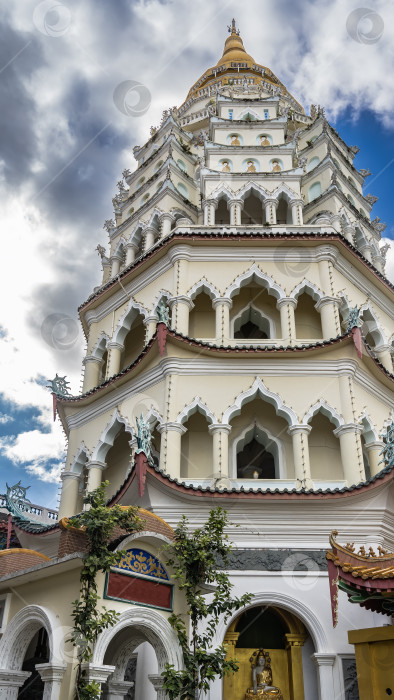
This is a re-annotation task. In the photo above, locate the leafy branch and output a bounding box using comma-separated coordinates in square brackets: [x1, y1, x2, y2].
[161, 507, 252, 700]
[68, 481, 144, 699]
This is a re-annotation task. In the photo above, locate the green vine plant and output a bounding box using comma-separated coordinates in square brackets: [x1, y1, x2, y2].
[161, 507, 252, 700]
[68, 481, 144, 699]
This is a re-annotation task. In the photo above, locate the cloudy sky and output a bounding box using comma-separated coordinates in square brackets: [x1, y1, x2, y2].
[0, 0, 393, 508]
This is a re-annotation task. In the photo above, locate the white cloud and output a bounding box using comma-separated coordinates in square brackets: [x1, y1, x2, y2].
[0, 413, 14, 424]
[0, 422, 65, 483]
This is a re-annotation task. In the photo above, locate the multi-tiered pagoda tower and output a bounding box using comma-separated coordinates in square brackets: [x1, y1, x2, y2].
[0, 21, 393, 700]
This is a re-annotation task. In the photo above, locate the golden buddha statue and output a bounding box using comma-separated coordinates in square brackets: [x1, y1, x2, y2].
[260, 135, 270, 147]
[271, 160, 282, 172]
[246, 160, 257, 173]
[244, 649, 283, 699]
[231, 134, 240, 146]
[222, 160, 231, 172]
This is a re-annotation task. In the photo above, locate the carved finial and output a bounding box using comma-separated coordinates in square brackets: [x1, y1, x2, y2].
[157, 300, 170, 326]
[346, 542, 355, 553]
[122, 168, 132, 179]
[46, 374, 72, 397]
[96, 244, 107, 259]
[347, 305, 361, 331]
[136, 413, 153, 465]
[380, 420, 394, 469]
[228, 18, 240, 35]
[358, 545, 366, 556]
[103, 219, 115, 232]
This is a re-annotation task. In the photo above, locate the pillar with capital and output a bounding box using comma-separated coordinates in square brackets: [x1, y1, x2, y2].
[159, 422, 187, 479]
[125, 241, 139, 266]
[110, 254, 123, 278]
[202, 199, 217, 225]
[374, 344, 393, 373]
[312, 653, 336, 700]
[212, 297, 232, 343]
[143, 226, 158, 253]
[358, 242, 372, 263]
[288, 425, 313, 489]
[209, 423, 231, 479]
[290, 199, 304, 225]
[82, 355, 102, 392]
[86, 460, 107, 493]
[285, 633, 307, 700]
[342, 223, 355, 245]
[364, 440, 385, 477]
[277, 297, 297, 345]
[169, 296, 194, 335]
[371, 253, 383, 274]
[58, 471, 81, 518]
[314, 296, 341, 339]
[106, 341, 124, 379]
[144, 315, 159, 342]
[36, 663, 67, 700]
[106, 679, 135, 699]
[159, 212, 174, 238]
[227, 199, 243, 225]
[0, 671, 31, 700]
[264, 198, 278, 224]
[333, 423, 365, 485]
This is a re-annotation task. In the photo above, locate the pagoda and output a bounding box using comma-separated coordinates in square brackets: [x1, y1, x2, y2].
[0, 21, 393, 700]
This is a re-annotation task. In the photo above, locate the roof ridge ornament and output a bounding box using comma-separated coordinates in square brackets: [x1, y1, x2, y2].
[227, 18, 240, 36]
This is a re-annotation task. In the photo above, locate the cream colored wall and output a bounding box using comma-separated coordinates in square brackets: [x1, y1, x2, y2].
[308, 413, 343, 480]
[189, 292, 216, 338]
[207, 153, 294, 173]
[294, 294, 322, 339]
[180, 411, 213, 478]
[212, 125, 285, 147]
[230, 286, 280, 338]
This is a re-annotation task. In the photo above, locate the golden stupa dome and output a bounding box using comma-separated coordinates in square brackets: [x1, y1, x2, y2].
[215, 20, 256, 66]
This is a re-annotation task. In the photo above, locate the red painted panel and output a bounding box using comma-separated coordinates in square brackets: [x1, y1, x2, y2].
[107, 572, 172, 610]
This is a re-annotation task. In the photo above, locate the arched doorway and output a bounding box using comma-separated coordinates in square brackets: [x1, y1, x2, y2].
[93, 608, 182, 700]
[223, 604, 318, 700]
[18, 628, 49, 699]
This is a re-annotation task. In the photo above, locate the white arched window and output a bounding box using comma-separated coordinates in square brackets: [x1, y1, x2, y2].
[177, 159, 187, 172]
[306, 156, 320, 172]
[177, 182, 189, 198]
[308, 182, 322, 202]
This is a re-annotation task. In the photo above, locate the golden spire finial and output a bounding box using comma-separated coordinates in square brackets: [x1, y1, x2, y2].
[227, 18, 240, 36]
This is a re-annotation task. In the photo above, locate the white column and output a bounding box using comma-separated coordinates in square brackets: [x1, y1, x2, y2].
[110, 254, 122, 277]
[333, 424, 365, 486]
[80, 664, 116, 689]
[331, 214, 342, 233]
[36, 663, 67, 700]
[106, 679, 135, 699]
[58, 471, 81, 519]
[288, 425, 313, 489]
[82, 355, 101, 392]
[314, 296, 341, 339]
[227, 199, 243, 225]
[86, 460, 107, 493]
[343, 224, 355, 245]
[359, 242, 372, 262]
[374, 344, 393, 373]
[102, 259, 111, 284]
[312, 654, 336, 700]
[169, 295, 194, 335]
[290, 199, 303, 225]
[202, 199, 217, 225]
[212, 297, 232, 343]
[264, 198, 278, 224]
[143, 226, 157, 252]
[144, 315, 158, 342]
[160, 212, 174, 238]
[372, 253, 383, 273]
[0, 670, 31, 699]
[106, 341, 124, 378]
[125, 241, 139, 266]
[209, 424, 231, 479]
[148, 674, 168, 700]
[365, 440, 385, 476]
[159, 423, 187, 479]
[276, 297, 297, 345]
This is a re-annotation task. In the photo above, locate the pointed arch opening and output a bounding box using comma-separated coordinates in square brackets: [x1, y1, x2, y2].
[241, 191, 264, 225]
[294, 292, 323, 340]
[308, 410, 343, 482]
[216, 196, 231, 225]
[188, 291, 215, 339]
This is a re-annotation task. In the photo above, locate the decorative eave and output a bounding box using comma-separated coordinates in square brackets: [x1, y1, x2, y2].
[78, 230, 394, 330]
[326, 530, 394, 624]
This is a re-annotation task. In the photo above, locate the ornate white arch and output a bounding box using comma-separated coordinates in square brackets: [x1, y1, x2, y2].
[150, 289, 172, 316]
[230, 420, 286, 479]
[147, 207, 164, 229]
[112, 298, 148, 345]
[69, 442, 90, 474]
[239, 107, 260, 120]
[113, 236, 127, 257]
[231, 302, 277, 338]
[289, 279, 324, 303]
[223, 377, 297, 426]
[359, 303, 387, 345]
[91, 332, 110, 359]
[177, 397, 217, 425]
[0, 605, 64, 670]
[127, 222, 145, 248]
[212, 591, 328, 654]
[209, 183, 234, 202]
[186, 277, 220, 301]
[92, 607, 182, 673]
[272, 182, 299, 201]
[357, 411, 379, 444]
[92, 409, 134, 462]
[302, 400, 344, 428]
[225, 263, 285, 301]
[145, 407, 164, 428]
[237, 181, 268, 202]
